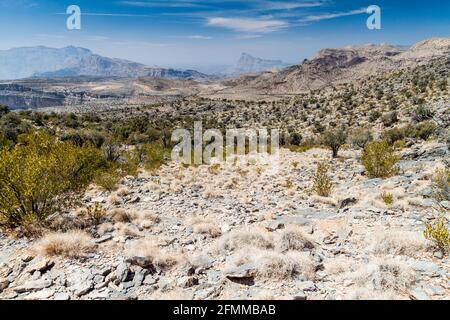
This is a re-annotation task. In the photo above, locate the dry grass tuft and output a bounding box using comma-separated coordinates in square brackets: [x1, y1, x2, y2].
[370, 230, 429, 257]
[110, 208, 131, 223]
[226, 249, 315, 280]
[190, 215, 222, 238]
[127, 239, 183, 269]
[218, 228, 274, 252]
[348, 258, 416, 293]
[36, 230, 96, 258]
[276, 226, 315, 252]
[116, 187, 130, 197]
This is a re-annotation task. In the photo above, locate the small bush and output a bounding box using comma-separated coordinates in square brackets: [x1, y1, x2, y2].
[350, 128, 373, 149]
[289, 132, 303, 146]
[414, 121, 438, 140]
[424, 219, 450, 253]
[138, 142, 167, 171]
[94, 169, 121, 191]
[313, 162, 333, 197]
[431, 168, 450, 204]
[0, 105, 9, 117]
[362, 141, 399, 179]
[381, 111, 398, 127]
[322, 128, 347, 158]
[0, 132, 105, 229]
[382, 127, 406, 145]
[37, 230, 96, 258]
[79, 203, 107, 226]
[380, 192, 394, 205]
[413, 105, 434, 122]
[369, 110, 382, 122]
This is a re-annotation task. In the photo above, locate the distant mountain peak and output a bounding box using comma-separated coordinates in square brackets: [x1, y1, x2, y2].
[233, 53, 289, 75]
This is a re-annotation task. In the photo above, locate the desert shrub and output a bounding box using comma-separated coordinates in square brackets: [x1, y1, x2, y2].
[382, 127, 406, 145]
[0, 131, 105, 229]
[78, 203, 107, 226]
[37, 230, 96, 258]
[393, 139, 406, 150]
[0, 105, 9, 117]
[447, 135, 450, 151]
[413, 105, 434, 122]
[138, 142, 167, 171]
[94, 168, 121, 191]
[362, 141, 399, 179]
[380, 192, 394, 205]
[289, 132, 303, 146]
[431, 168, 450, 204]
[313, 162, 333, 197]
[322, 128, 348, 158]
[424, 219, 450, 253]
[369, 110, 382, 122]
[350, 128, 373, 149]
[414, 121, 438, 140]
[381, 111, 398, 127]
[61, 113, 80, 129]
[102, 140, 121, 162]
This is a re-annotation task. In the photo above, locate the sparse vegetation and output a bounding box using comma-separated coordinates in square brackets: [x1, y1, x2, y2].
[380, 192, 394, 205]
[362, 141, 399, 179]
[36, 230, 96, 258]
[424, 219, 450, 253]
[312, 162, 333, 197]
[322, 128, 347, 158]
[0, 131, 105, 230]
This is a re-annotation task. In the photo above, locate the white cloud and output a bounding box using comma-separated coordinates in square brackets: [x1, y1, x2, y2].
[207, 17, 288, 33]
[262, 1, 325, 11]
[236, 34, 263, 39]
[300, 8, 366, 22]
[120, 1, 209, 8]
[187, 35, 213, 40]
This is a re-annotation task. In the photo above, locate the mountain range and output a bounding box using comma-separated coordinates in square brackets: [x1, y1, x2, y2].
[220, 37, 450, 96]
[0, 46, 210, 81]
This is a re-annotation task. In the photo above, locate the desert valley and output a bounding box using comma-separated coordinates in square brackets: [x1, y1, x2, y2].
[0, 36, 449, 301]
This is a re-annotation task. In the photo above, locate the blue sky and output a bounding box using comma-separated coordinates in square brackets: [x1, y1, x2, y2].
[0, 0, 448, 71]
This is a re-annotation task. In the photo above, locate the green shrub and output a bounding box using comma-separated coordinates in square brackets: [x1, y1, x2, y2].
[414, 121, 438, 140]
[289, 132, 303, 146]
[102, 141, 121, 162]
[381, 111, 398, 127]
[94, 169, 121, 191]
[369, 110, 382, 122]
[0, 131, 105, 229]
[313, 162, 333, 197]
[382, 127, 406, 145]
[362, 141, 399, 178]
[0, 105, 9, 117]
[138, 143, 167, 171]
[380, 192, 394, 205]
[431, 168, 450, 204]
[350, 128, 373, 149]
[424, 218, 450, 253]
[322, 128, 348, 158]
[413, 105, 434, 122]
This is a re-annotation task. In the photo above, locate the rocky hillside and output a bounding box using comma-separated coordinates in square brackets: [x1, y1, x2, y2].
[0, 140, 448, 300]
[219, 38, 450, 96]
[0, 46, 210, 81]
